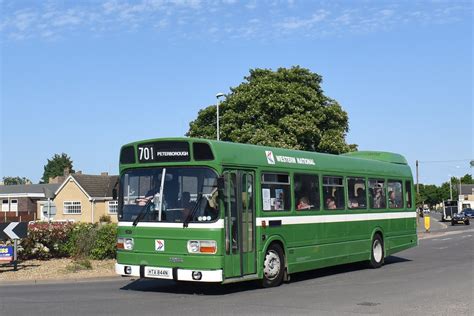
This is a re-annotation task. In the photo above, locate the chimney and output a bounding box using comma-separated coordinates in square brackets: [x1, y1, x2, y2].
[75, 171, 82, 175]
[63, 167, 70, 177]
[101, 172, 108, 176]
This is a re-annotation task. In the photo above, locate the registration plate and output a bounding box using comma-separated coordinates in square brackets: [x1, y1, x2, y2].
[144, 267, 173, 279]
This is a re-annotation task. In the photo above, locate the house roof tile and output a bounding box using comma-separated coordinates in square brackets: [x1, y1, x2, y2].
[70, 174, 119, 198]
[0, 183, 61, 195]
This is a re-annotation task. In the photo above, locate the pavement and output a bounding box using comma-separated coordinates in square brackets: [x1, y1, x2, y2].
[0, 217, 472, 315]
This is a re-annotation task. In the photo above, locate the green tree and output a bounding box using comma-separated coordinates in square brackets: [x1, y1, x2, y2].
[2, 176, 31, 185]
[460, 174, 474, 184]
[187, 66, 357, 154]
[41, 153, 75, 183]
[418, 184, 443, 206]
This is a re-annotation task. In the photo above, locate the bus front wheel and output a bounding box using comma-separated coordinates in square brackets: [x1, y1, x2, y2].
[369, 234, 384, 269]
[262, 243, 284, 287]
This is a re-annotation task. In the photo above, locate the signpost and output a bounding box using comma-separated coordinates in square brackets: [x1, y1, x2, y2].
[0, 222, 28, 270]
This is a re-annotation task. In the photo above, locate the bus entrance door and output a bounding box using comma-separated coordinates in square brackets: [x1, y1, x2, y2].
[223, 170, 256, 279]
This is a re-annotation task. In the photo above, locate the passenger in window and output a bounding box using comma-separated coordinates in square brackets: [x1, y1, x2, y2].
[373, 184, 385, 208]
[357, 188, 366, 206]
[297, 197, 311, 210]
[326, 197, 337, 210]
[389, 191, 400, 208]
[349, 199, 359, 209]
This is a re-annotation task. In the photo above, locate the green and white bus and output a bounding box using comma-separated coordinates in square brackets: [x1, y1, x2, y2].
[115, 138, 417, 287]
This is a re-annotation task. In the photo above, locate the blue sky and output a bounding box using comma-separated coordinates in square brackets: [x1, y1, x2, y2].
[1, 0, 472, 185]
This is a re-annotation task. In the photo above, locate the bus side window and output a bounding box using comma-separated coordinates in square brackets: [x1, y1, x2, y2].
[368, 179, 386, 209]
[347, 177, 367, 209]
[388, 180, 403, 209]
[405, 181, 412, 208]
[294, 174, 320, 211]
[322, 176, 344, 210]
[261, 173, 291, 211]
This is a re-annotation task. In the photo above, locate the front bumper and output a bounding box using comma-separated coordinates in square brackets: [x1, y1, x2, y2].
[115, 263, 223, 282]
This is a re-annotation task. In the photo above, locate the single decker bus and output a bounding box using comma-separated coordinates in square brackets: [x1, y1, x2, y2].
[115, 138, 417, 287]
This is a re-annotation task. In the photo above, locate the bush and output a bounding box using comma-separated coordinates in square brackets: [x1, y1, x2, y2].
[19, 222, 74, 260]
[18, 222, 117, 261]
[66, 223, 97, 259]
[90, 223, 117, 260]
[99, 215, 111, 223]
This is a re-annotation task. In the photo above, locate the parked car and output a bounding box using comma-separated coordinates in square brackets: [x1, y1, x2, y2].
[451, 211, 470, 226]
[462, 208, 474, 219]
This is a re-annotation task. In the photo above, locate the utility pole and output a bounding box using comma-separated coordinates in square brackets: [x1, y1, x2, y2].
[449, 177, 453, 200]
[458, 177, 462, 199]
[416, 160, 419, 194]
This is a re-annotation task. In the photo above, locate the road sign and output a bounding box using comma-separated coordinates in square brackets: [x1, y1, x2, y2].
[0, 246, 13, 262]
[0, 222, 28, 240]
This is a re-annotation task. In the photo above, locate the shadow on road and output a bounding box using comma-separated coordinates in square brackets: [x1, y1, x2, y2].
[287, 255, 410, 284]
[0, 262, 40, 273]
[120, 255, 411, 295]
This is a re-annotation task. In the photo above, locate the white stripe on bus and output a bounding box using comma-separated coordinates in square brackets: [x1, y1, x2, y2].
[119, 212, 415, 228]
[256, 211, 416, 226]
[118, 219, 225, 229]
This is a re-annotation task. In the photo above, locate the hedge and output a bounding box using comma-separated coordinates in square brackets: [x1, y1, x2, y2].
[14, 222, 117, 260]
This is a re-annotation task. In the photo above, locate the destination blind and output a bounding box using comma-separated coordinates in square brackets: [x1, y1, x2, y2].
[137, 141, 190, 163]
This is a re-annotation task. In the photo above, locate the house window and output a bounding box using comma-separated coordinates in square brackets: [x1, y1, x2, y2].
[64, 201, 82, 214]
[2, 200, 8, 212]
[10, 199, 18, 212]
[108, 201, 118, 214]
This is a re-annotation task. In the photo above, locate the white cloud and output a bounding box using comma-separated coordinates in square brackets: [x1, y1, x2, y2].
[280, 9, 329, 30]
[0, 1, 470, 42]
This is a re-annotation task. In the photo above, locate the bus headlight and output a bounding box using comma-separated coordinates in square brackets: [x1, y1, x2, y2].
[187, 240, 216, 254]
[188, 241, 200, 253]
[117, 238, 134, 250]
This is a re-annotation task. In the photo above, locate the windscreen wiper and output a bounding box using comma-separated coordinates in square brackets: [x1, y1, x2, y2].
[132, 199, 153, 226]
[183, 193, 203, 228]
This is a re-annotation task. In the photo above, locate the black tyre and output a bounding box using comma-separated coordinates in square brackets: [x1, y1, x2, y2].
[465, 220, 470, 225]
[261, 243, 285, 288]
[368, 234, 384, 269]
[451, 221, 455, 226]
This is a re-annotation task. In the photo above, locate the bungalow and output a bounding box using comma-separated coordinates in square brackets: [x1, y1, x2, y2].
[0, 183, 60, 223]
[50, 172, 119, 223]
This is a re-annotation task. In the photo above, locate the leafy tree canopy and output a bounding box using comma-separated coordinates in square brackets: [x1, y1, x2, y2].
[417, 173, 473, 207]
[2, 176, 31, 185]
[41, 153, 75, 184]
[187, 66, 357, 154]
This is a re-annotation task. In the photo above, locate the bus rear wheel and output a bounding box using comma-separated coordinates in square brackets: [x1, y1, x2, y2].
[261, 243, 284, 288]
[368, 234, 384, 269]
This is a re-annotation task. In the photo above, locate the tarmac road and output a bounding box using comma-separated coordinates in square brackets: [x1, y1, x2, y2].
[0, 224, 472, 316]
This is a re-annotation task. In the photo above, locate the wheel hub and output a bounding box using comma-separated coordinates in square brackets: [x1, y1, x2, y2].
[264, 250, 281, 280]
[373, 239, 383, 263]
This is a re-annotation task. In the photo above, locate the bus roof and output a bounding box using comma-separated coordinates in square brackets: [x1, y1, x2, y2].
[120, 137, 413, 179]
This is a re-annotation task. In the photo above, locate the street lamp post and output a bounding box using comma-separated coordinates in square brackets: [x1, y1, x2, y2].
[449, 176, 453, 200]
[215, 93, 225, 141]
